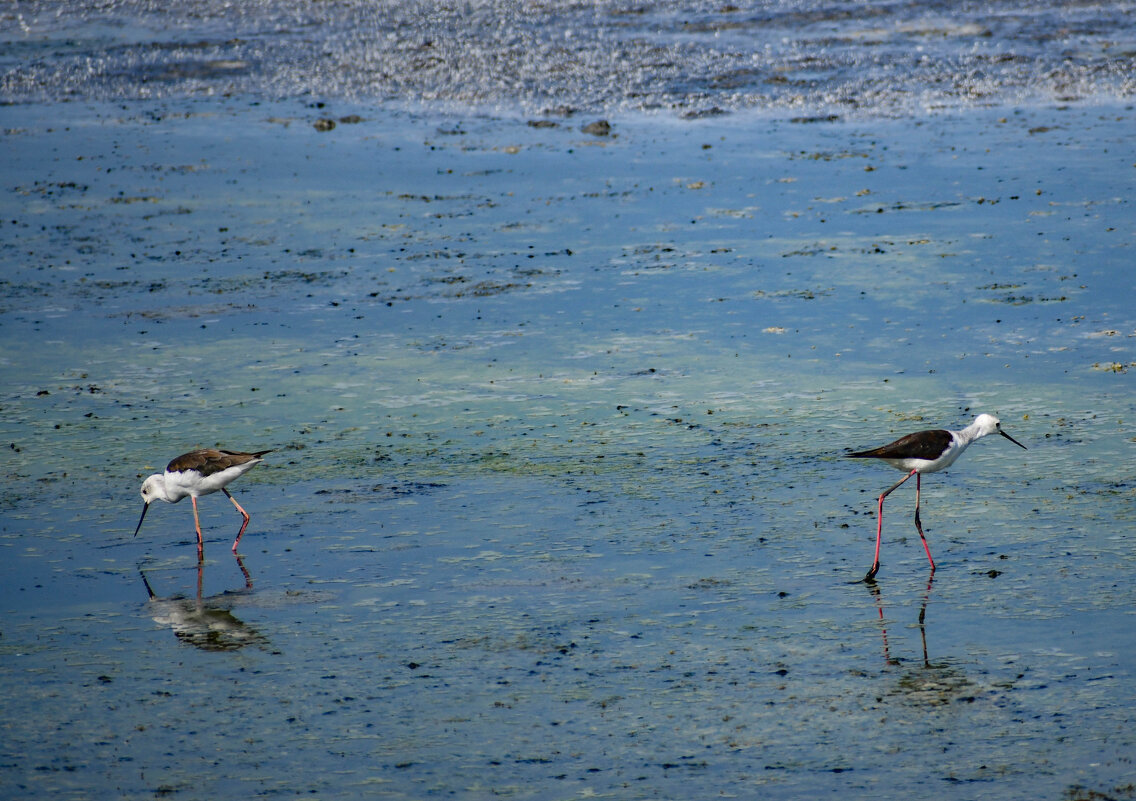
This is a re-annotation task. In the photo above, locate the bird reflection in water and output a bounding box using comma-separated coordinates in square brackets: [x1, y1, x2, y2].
[865, 575, 982, 706]
[139, 555, 266, 652]
[866, 573, 936, 668]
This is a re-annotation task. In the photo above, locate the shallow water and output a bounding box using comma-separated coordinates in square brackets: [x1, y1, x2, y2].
[2, 3, 1136, 800]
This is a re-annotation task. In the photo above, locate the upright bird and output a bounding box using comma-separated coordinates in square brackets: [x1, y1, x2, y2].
[134, 449, 272, 560]
[845, 414, 1025, 581]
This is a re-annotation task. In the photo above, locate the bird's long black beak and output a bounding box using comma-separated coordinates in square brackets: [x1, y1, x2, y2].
[134, 502, 150, 538]
[1000, 430, 1027, 449]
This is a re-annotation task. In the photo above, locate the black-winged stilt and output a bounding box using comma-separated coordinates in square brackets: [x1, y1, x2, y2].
[134, 449, 272, 560]
[845, 414, 1026, 581]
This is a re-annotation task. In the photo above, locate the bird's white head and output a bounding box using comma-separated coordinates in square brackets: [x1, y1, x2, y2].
[139, 473, 168, 505]
[134, 474, 167, 539]
[971, 413, 1027, 449]
[972, 413, 1002, 436]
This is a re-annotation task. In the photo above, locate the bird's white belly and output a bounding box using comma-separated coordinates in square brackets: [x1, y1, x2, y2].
[884, 443, 964, 474]
[166, 468, 237, 499]
[881, 457, 937, 473]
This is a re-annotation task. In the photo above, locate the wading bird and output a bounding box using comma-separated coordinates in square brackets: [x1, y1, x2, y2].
[135, 449, 272, 560]
[845, 414, 1025, 581]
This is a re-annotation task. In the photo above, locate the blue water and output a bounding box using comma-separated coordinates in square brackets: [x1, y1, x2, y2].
[2, 3, 1135, 799]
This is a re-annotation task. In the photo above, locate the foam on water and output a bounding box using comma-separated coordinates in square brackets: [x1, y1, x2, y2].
[3, 0, 1134, 117]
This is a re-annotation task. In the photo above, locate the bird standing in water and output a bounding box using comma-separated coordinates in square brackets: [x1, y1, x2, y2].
[135, 448, 272, 560]
[845, 414, 1025, 582]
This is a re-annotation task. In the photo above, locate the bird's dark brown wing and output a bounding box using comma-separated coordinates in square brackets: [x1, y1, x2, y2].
[167, 449, 273, 476]
[845, 429, 951, 460]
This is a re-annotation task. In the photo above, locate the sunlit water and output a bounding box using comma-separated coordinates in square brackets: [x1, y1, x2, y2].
[3, 0, 1135, 115]
[2, 3, 1135, 799]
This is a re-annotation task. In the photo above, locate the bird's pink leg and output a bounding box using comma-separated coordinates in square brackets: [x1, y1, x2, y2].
[914, 472, 935, 573]
[223, 488, 251, 552]
[191, 496, 205, 562]
[864, 468, 917, 582]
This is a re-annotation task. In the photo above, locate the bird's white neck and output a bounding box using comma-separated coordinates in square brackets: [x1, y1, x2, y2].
[956, 418, 992, 447]
[145, 474, 184, 504]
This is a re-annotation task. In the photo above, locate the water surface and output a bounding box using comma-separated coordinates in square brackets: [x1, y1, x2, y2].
[1, 3, 1135, 799]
